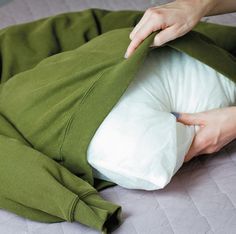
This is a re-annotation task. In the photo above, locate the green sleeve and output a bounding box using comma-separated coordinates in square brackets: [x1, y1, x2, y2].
[0, 114, 121, 233]
[1, 7, 235, 234]
[0, 8, 143, 83]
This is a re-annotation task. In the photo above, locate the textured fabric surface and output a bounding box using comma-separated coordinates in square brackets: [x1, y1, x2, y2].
[0, 1, 236, 234]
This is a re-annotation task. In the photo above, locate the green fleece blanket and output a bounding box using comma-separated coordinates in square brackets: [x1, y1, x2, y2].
[0, 8, 235, 233]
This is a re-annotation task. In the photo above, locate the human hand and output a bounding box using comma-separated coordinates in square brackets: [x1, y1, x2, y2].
[124, 0, 210, 59]
[173, 107, 236, 162]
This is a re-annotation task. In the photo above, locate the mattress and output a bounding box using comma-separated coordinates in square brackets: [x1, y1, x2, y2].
[0, 1, 236, 233]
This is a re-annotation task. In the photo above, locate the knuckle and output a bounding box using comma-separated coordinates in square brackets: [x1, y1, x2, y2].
[146, 7, 155, 14]
[175, 25, 184, 36]
[149, 12, 158, 20]
[160, 22, 169, 30]
[146, 7, 162, 20]
[150, 12, 162, 22]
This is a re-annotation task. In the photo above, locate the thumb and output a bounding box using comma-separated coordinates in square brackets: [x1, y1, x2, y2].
[171, 112, 204, 126]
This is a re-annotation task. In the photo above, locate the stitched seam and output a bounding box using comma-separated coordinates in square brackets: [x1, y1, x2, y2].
[80, 190, 98, 199]
[58, 112, 73, 161]
[178, 174, 212, 231]
[69, 191, 98, 222]
[59, 68, 107, 159]
[68, 195, 80, 222]
[153, 193, 175, 233]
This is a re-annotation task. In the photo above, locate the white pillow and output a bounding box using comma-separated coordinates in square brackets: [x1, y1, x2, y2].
[87, 47, 236, 190]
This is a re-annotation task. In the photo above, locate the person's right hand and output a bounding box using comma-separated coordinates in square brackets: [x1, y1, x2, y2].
[175, 107, 236, 163]
[124, 0, 209, 59]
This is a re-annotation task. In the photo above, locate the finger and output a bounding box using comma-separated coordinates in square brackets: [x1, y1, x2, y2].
[184, 127, 207, 162]
[184, 142, 198, 162]
[176, 112, 205, 126]
[130, 11, 150, 40]
[125, 14, 166, 58]
[184, 134, 198, 162]
[149, 23, 171, 47]
[125, 20, 158, 58]
[184, 151, 194, 162]
[184, 154, 194, 163]
[152, 24, 182, 46]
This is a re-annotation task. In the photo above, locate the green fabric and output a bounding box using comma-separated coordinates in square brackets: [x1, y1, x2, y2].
[0, 8, 235, 233]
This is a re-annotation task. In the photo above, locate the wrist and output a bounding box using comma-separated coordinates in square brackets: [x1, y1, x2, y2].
[176, 0, 218, 18]
[230, 106, 236, 139]
[224, 106, 236, 141]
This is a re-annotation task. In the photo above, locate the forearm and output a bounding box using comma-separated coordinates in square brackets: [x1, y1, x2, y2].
[227, 106, 236, 140]
[176, 0, 236, 19]
[205, 0, 236, 16]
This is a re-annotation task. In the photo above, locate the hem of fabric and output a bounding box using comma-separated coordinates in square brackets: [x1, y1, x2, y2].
[69, 190, 98, 222]
[70, 192, 122, 233]
[68, 195, 80, 222]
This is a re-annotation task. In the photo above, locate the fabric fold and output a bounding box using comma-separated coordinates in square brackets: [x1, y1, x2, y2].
[0, 118, 121, 232]
[0, 7, 235, 233]
[72, 193, 122, 233]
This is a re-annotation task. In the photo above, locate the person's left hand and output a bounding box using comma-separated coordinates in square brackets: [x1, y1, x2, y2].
[174, 106, 236, 162]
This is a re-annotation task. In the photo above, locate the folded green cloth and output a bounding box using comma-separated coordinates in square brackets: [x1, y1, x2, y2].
[0, 8, 235, 233]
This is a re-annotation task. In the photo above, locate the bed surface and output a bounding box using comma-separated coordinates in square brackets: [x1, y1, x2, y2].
[0, 0, 236, 233]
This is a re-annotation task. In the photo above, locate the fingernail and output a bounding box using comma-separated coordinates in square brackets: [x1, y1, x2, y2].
[124, 52, 128, 59]
[171, 111, 181, 119]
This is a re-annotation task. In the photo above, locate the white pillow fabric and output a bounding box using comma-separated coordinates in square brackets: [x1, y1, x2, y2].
[87, 47, 236, 190]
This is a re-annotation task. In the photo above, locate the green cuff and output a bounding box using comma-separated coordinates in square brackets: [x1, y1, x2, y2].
[71, 192, 122, 233]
